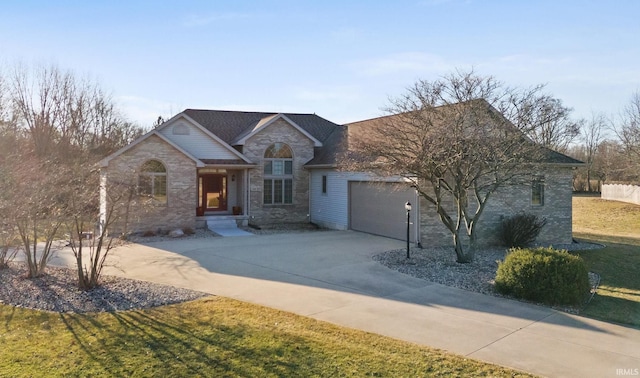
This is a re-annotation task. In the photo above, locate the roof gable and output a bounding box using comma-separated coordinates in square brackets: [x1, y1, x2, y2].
[182, 109, 340, 146]
[99, 130, 204, 168]
[156, 112, 251, 163]
[156, 113, 252, 163]
[232, 113, 323, 147]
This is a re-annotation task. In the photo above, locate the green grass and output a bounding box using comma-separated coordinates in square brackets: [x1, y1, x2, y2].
[572, 197, 640, 328]
[0, 297, 533, 377]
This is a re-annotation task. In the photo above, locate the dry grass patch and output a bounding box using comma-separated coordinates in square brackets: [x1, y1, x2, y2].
[573, 196, 640, 239]
[0, 297, 534, 377]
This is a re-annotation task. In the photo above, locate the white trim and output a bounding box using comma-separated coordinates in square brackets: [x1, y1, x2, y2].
[202, 164, 257, 169]
[100, 111, 255, 167]
[99, 131, 205, 168]
[99, 170, 107, 232]
[157, 113, 253, 163]
[233, 113, 323, 147]
[245, 167, 251, 219]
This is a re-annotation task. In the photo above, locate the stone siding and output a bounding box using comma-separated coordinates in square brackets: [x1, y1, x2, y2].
[419, 166, 574, 247]
[105, 134, 197, 233]
[242, 119, 315, 225]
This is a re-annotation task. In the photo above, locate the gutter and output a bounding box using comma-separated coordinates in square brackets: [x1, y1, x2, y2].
[304, 164, 337, 170]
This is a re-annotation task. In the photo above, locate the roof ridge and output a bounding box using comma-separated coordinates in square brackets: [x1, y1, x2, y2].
[184, 108, 321, 117]
[345, 99, 492, 126]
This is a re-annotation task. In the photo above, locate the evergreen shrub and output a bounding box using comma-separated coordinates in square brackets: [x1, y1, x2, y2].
[495, 247, 590, 306]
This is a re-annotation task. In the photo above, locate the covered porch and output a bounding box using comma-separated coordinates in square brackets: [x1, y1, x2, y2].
[195, 161, 255, 228]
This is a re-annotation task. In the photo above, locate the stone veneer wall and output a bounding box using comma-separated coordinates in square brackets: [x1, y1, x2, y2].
[242, 119, 315, 225]
[105, 134, 197, 233]
[419, 166, 575, 247]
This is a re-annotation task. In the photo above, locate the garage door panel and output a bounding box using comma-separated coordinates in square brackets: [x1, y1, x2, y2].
[349, 182, 415, 241]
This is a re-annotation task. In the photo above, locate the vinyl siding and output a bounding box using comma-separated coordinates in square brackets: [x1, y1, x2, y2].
[159, 119, 239, 160]
[309, 169, 350, 229]
[309, 170, 412, 231]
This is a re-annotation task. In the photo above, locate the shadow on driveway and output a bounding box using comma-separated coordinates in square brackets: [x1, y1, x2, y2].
[46, 230, 640, 377]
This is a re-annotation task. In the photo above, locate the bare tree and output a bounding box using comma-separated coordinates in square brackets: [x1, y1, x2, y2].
[1, 72, 23, 268]
[9, 63, 144, 158]
[343, 70, 548, 263]
[0, 151, 19, 268]
[7, 156, 67, 277]
[615, 91, 640, 180]
[64, 163, 138, 290]
[508, 94, 581, 153]
[0, 68, 21, 149]
[0, 225, 20, 269]
[1, 62, 144, 279]
[585, 114, 606, 191]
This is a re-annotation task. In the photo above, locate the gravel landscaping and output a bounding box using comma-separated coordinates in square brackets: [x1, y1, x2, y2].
[0, 262, 209, 313]
[0, 227, 604, 314]
[0, 225, 325, 314]
[374, 241, 604, 312]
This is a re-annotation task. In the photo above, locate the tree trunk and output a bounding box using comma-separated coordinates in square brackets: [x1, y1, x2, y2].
[76, 243, 87, 290]
[453, 228, 474, 263]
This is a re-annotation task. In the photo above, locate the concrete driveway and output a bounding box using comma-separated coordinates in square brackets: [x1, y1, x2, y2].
[50, 230, 639, 377]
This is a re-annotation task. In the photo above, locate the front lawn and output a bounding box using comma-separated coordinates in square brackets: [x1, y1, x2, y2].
[573, 196, 640, 239]
[572, 196, 640, 328]
[0, 297, 533, 377]
[573, 238, 640, 328]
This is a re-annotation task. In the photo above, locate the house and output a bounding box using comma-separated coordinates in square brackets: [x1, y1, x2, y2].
[99, 105, 582, 247]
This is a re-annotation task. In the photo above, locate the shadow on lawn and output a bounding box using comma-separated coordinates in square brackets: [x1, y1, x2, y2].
[56, 302, 319, 376]
[573, 235, 640, 328]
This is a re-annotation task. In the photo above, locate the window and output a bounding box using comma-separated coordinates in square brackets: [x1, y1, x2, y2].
[531, 176, 544, 206]
[139, 160, 167, 204]
[263, 143, 293, 204]
[322, 175, 327, 194]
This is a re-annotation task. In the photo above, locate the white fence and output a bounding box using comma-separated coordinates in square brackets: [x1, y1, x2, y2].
[601, 184, 640, 205]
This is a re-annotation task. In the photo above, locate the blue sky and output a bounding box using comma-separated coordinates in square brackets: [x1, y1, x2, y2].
[1, 0, 639, 127]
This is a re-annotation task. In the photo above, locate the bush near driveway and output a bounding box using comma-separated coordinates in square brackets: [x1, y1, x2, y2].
[495, 247, 590, 306]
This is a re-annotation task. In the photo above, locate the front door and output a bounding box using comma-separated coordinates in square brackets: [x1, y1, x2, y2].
[200, 174, 227, 211]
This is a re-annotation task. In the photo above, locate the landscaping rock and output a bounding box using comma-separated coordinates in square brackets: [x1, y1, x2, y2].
[169, 229, 185, 238]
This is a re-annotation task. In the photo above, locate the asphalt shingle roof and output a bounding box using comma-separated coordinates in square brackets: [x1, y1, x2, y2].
[182, 109, 341, 145]
[339, 101, 584, 167]
[180, 105, 582, 167]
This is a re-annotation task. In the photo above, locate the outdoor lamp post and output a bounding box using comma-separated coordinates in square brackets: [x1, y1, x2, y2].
[405, 201, 411, 259]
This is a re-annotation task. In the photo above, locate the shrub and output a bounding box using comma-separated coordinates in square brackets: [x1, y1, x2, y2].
[142, 230, 156, 237]
[499, 213, 547, 247]
[182, 227, 196, 235]
[495, 247, 590, 306]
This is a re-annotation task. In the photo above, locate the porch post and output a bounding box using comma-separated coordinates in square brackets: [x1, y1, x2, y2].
[98, 170, 107, 234]
[244, 168, 249, 216]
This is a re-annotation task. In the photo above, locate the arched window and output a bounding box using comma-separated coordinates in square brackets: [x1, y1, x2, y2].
[139, 160, 167, 204]
[263, 143, 293, 204]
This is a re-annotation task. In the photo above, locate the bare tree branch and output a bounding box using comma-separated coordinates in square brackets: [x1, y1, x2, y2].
[341, 70, 555, 263]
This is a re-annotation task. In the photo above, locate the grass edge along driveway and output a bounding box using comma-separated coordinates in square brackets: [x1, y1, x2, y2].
[0, 297, 535, 377]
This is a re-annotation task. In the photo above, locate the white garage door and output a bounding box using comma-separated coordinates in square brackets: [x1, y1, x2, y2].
[349, 181, 416, 241]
